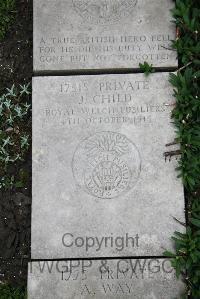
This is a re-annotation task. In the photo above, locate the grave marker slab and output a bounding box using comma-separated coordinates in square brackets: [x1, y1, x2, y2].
[28, 259, 185, 299]
[32, 73, 184, 259]
[34, 0, 177, 72]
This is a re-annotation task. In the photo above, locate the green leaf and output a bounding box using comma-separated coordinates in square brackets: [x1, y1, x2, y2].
[139, 61, 155, 76]
[190, 218, 200, 228]
[163, 250, 176, 257]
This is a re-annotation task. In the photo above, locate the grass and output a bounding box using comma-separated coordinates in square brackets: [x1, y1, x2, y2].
[0, 83, 31, 190]
[0, 284, 26, 299]
[0, 0, 16, 40]
[0, 2, 28, 299]
[163, 1, 200, 298]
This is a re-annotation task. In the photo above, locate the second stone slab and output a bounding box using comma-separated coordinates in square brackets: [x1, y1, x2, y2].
[32, 72, 184, 259]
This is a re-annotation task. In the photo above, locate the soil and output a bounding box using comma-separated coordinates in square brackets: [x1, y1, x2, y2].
[0, 0, 32, 287]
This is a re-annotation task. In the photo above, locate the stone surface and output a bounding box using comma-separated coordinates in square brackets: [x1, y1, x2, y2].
[32, 72, 185, 259]
[28, 259, 185, 298]
[34, 0, 177, 72]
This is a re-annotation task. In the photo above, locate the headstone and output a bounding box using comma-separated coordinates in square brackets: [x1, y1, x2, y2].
[32, 72, 184, 259]
[34, 0, 177, 72]
[28, 259, 185, 298]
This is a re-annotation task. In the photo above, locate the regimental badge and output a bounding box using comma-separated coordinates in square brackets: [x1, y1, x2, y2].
[72, 0, 137, 25]
[72, 131, 141, 199]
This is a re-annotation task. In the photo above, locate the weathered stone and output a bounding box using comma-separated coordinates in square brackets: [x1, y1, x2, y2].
[34, 0, 177, 72]
[28, 259, 185, 298]
[32, 73, 184, 259]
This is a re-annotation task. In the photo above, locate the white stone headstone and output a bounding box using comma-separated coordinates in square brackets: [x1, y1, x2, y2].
[32, 73, 184, 259]
[34, 0, 177, 72]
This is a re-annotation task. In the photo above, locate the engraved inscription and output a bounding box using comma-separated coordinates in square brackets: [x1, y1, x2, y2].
[38, 34, 175, 66]
[72, 131, 141, 198]
[59, 259, 177, 297]
[42, 78, 171, 128]
[72, 0, 137, 25]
